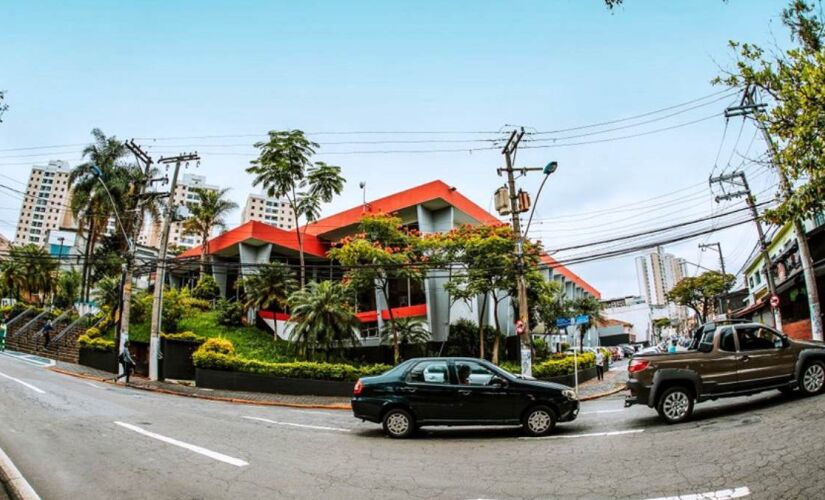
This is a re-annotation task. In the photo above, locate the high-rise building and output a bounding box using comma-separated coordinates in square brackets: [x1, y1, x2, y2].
[14, 161, 76, 246]
[140, 173, 221, 249]
[635, 246, 687, 306]
[241, 193, 295, 230]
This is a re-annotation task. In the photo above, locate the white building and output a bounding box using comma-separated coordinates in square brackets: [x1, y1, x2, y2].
[635, 246, 687, 306]
[241, 193, 295, 230]
[140, 173, 221, 249]
[601, 295, 674, 344]
[14, 161, 76, 246]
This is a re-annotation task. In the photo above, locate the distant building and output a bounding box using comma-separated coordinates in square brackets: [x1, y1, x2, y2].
[14, 161, 76, 246]
[241, 193, 295, 230]
[635, 246, 687, 306]
[601, 295, 673, 344]
[139, 173, 220, 249]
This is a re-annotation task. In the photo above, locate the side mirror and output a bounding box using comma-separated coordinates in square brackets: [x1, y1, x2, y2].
[782, 335, 791, 348]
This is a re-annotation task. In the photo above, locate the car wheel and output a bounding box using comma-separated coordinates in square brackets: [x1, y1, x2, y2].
[799, 361, 825, 396]
[382, 408, 415, 439]
[656, 386, 694, 424]
[522, 405, 557, 437]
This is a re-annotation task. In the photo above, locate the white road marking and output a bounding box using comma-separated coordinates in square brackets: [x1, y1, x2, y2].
[520, 429, 644, 440]
[84, 381, 106, 390]
[242, 415, 351, 433]
[644, 486, 750, 500]
[0, 370, 46, 394]
[114, 422, 249, 467]
[579, 409, 624, 415]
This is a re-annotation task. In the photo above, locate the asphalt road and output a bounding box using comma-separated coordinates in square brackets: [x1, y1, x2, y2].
[2, 353, 825, 499]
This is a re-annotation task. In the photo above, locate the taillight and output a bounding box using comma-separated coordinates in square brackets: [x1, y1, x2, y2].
[628, 359, 650, 374]
[353, 379, 364, 395]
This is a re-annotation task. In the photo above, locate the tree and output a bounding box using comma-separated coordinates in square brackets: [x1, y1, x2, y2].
[93, 275, 122, 313]
[666, 271, 736, 323]
[192, 275, 221, 301]
[183, 187, 238, 277]
[652, 318, 672, 344]
[247, 130, 345, 286]
[382, 317, 431, 347]
[54, 270, 81, 309]
[566, 295, 606, 353]
[716, 0, 824, 340]
[286, 280, 360, 359]
[240, 262, 298, 312]
[329, 214, 425, 364]
[0, 244, 57, 304]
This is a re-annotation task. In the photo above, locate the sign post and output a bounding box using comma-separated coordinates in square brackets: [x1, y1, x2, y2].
[516, 320, 531, 377]
[572, 315, 590, 397]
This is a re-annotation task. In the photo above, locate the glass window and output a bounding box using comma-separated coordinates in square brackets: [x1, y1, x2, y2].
[737, 327, 782, 351]
[699, 327, 716, 349]
[719, 327, 736, 352]
[454, 360, 497, 386]
[406, 360, 449, 384]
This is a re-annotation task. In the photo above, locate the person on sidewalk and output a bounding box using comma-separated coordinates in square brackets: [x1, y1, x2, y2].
[115, 342, 136, 384]
[42, 320, 53, 349]
[595, 349, 605, 381]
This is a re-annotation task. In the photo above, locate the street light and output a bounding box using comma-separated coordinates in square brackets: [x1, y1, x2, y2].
[90, 165, 133, 253]
[523, 161, 559, 238]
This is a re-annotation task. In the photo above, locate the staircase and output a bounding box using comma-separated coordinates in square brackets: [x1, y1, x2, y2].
[4, 308, 93, 364]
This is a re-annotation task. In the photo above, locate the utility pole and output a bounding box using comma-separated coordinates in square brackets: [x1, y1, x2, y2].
[498, 128, 532, 376]
[726, 87, 823, 341]
[149, 152, 199, 381]
[710, 170, 782, 330]
[699, 242, 726, 276]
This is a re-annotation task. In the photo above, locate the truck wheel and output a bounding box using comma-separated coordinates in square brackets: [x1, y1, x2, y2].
[799, 361, 825, 396]
[382, 408, 415, 439]
[656, 386, 694, 424]
[522, 405, 557, 437]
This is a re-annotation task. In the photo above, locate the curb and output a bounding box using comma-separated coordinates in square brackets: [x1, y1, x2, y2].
[580, 385, 628, 402]
[48, 367, 352, 411]
[0, 446, 40, 500]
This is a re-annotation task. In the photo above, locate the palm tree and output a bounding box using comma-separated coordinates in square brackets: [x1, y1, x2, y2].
[286, 280, 360, 359]
[2, 244, 58, 304]
[182, 187, 238, 277]
[93, 275, 122, 313]
[247, 131, 345, 286]
[381, 317, 430, 346]
[240, 262, 298, 312]
[0, 255, 24, 300]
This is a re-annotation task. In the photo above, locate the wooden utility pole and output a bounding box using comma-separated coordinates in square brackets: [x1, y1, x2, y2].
[710, 171, 782, 330]
[725, 88, 823, 341]
[149, 152, 199, 381]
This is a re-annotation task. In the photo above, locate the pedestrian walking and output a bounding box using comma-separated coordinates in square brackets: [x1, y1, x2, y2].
[42, 320, 53, 349]
[595, 349, 605, 381]
[115, 342, 136, 384]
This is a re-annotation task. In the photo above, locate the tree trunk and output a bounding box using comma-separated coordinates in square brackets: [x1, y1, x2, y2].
[290, 189, 306, 288]
[381, 284, 400, 364]
[199, 229, 208, 277]
[478, 293, 489, 359]
[80, 218, 93, 302]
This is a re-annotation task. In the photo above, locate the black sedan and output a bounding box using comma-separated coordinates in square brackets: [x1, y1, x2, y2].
[352, 357, 579, 438]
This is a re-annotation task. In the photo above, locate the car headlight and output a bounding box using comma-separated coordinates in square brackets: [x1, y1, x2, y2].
[562, 389, 577, 401]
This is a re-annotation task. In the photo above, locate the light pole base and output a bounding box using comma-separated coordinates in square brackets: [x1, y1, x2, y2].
[149, 336, 160, 381]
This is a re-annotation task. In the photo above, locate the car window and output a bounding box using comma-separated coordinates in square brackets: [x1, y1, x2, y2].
[719, 327, 736, 352]
[737, 327, 782, 351]
[454, 361, 499, 386]
[406, 360, 450, 384]
[699, 327, 716, 351]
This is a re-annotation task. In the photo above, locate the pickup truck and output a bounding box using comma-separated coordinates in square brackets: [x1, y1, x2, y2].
[625, 320, 825, 424]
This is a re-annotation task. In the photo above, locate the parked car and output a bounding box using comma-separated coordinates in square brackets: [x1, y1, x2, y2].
[352, 357, 580, 438]
[618, 344, 636, 357]
[608, 346, 622, 361]
[626, 320, 825, 424]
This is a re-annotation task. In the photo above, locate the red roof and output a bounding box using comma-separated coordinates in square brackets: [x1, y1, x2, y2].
[540, 253, 601, 299]
[178, 220, 327, 259]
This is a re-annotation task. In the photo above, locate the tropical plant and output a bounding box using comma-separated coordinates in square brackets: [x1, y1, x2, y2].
[54, 270, 81, 309]
[92, 275, 122, 313]
[286, 280, 361, 359]
[566, 295, 606, 353]
[240, 262, 297, 312]
[182, 187, 238, 277]
[666, 271, 736, 322]
[382, 317, 430, 346]
[247, 130, 345, 285]
[0, 244, 57, 304]
[192, 274, 221, 301]
[446, 319, 496, 358]
[216, 299, 245, 326]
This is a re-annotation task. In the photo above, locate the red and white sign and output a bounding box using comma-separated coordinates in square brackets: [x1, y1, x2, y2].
[770, 294, 780, 308]
[515, 320, 525, 335]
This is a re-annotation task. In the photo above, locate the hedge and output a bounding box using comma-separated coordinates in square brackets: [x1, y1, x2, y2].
[161, 331, 206, 344]
[77, 335, 115, 352]
[500, 352, 596, 379]
[192, 339, 391, 382]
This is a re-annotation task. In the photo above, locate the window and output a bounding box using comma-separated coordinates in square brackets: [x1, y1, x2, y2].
[454, 360, 497, 386]
[737, 327, 783, 351]
[719, 327, 736, 352]
[699, 327, 716, 351]
[406, 360, 449, 384]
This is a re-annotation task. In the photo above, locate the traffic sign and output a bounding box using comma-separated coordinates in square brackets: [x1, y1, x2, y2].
[770, 294, 780, 308]
[574, 314, 590, 325]
[516, 320, 525, 335]
[556, 318, 572, 327]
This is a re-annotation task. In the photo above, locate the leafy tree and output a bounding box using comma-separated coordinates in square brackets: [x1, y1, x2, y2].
[240, 262, 298, 312]
[328, 214, 425, 364]
[287, 280, 360, 359]
[93, 275, 121, 314]
[566, 295, 606, 353]
[192, 274, 221, 301]
[382, 317, 430, 346]
[652, 317, 672, 344]
[0, 244, 57, 304]
[247, 130, 345, 286]
[666, 271, 736, 323]
[90, 234, 125, 283]
[183, 187, 238, 277]
[445, 319, 496, 358]
[54, 270, 81, 309]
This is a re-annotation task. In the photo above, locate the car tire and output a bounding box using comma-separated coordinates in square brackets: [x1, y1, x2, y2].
[382, 408, 415, 439]
[522, 405, 557, 437]
[656, 386, 694, 424]
[798, 360, 825, 396]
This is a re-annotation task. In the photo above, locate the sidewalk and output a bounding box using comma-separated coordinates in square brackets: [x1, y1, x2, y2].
[51, 361, 352, 410]
[576, 359, 629, 400]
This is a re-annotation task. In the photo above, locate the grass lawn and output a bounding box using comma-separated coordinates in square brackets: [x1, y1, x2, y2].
[129, 310, 291, 363]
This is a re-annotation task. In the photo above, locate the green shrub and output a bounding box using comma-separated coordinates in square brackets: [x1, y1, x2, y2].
[130, 292, 153, 324]
[499, 361, 520, 374]
[192, 275, 220, 301]
[161, 331, 206, 344]
[182, 297, 212, 311]
[85, 327, 103, 339]
[560, 342, 570, 352]
[533, 338, 550, 361]
[199, 337, 236, 356]
[77, 335, 115, 352]
[161, 288, 189, 332]
[216, 299, 244, 326]
[500, 353, 596, 379]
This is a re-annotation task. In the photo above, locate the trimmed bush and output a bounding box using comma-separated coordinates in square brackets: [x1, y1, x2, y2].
[85, 327, 103, 339]
[161, 331, 206, 344]
[216, 299, 244, 326]
[192, 275, 220, 301]
[77, 335, 115, 352]
[182, 297, 212, 311]
[500, 352, 595, 379]
[200, 337, 236, 356]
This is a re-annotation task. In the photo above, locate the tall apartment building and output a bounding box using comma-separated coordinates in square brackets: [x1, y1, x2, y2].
[139, 173, 221, 249]
[14, 161, 76, 246]
[241, 193, 295, 230]
[635, 246, 687, 306]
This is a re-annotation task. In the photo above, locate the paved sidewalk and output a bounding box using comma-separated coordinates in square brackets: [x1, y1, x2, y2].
[577, 359, 629, 400]
[51, 361, 352, 409]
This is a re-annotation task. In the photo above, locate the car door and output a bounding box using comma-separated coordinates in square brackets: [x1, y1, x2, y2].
[401, 359, 461, 423]
[452, 360, 524, 422]
[696, 326, 741, 394]
[735, 325, 796, 390]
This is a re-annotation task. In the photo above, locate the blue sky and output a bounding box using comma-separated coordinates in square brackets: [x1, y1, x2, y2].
[0, 1, 792, 298]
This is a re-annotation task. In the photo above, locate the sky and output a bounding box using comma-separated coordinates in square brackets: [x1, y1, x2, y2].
[0, 0, 793, 299]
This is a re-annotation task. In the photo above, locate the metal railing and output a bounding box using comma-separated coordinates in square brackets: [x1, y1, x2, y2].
[11, 308, 51, 339]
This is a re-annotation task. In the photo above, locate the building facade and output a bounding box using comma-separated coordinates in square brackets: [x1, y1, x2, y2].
[635, 246, 687, 306]
[241, 193, 295, 230]
[14, 161, 75, 246]
[139, 173, 220, 249]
